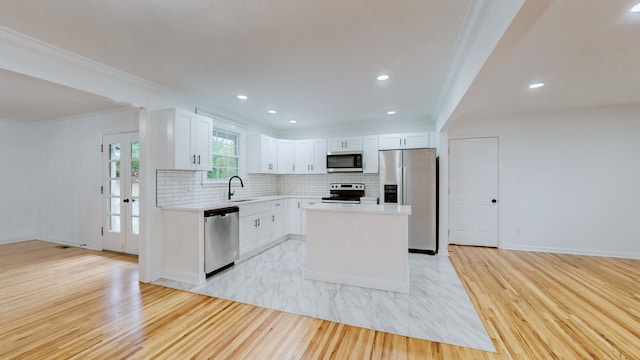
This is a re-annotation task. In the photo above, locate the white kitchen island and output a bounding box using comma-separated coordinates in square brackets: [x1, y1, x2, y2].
[304, 203, 412, 293]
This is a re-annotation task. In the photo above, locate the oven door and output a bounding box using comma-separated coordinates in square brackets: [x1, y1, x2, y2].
[326, 152, 363, 173]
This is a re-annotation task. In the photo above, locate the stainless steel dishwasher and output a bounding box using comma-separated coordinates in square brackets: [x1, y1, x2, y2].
[204, 206, 240, 277]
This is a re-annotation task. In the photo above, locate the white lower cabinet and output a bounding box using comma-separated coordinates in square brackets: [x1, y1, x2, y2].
[239, 202, 271, 256]
[239, 199, 289, 260]
[239, 215, 269, 254]
[289, 198, 320, 235]
[289, 199, 302, 234]
[271, 200, 285, 240]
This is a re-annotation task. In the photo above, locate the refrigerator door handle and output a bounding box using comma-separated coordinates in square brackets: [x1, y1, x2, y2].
[402, 165, 407, 205]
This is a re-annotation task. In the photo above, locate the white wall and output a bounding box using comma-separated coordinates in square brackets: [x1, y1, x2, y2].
[449, 105, 640, 258]
[32, 109, 139, 249]
[0, 119, 35, 243]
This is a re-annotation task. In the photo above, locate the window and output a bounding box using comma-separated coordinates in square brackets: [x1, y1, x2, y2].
[208, 128, 240, 180]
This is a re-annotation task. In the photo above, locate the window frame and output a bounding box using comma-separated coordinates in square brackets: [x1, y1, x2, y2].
[203, 122, 244, 186]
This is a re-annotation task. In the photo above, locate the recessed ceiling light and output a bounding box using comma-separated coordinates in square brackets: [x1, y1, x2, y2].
[529, 82, 545, 89]
[631, 3, 640, 12]
[377, 74, 390, 81]
[387, 111, 396, 115]
[268, 110, 277, 114]
[236, 94, 248, 100]
[289, 120, 297, 124]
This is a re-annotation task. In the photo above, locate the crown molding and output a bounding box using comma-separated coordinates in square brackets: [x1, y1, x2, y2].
[0, 26, 171, 105]
[434, 0, 494, 127]
[0, 26, 259, 126]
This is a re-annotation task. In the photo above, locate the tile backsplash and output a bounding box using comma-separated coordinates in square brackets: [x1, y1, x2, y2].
[156, 171, 380, 207]
[277, 174, 380, 197]
[156, 171, 278, 207]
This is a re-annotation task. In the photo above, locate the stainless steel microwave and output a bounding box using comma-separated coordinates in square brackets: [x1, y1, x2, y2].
[326, 151, 363, 173]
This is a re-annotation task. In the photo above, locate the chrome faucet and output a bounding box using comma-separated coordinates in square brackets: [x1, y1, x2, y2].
[228, 175, 244, 200]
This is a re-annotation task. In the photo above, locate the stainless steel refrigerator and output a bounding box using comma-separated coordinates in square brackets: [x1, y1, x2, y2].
[379, 148, 438, 254]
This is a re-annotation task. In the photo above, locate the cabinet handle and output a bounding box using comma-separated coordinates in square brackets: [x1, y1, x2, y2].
[404, 138, 406, 146]
[272, 214, 275, 222]
[254, 219, 257, 227]
[192, 155, 196, 164]
[311, 164, 314, 171]
[197, 155, 201, 164]
[258, 218, 261, 226]
[297, 202, 300, 209]
[308, 202, 315, 205]
[275, 203, 281, 206]
[292, 164, 295, 171]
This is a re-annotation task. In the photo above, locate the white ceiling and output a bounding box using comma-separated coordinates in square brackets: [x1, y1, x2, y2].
[0, 1, 639, 129]
[460, 0, 640, 117]
[0, 0, 470, 130]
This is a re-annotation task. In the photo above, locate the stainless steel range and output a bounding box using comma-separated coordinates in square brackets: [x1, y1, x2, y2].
[321, 183, 365, 204]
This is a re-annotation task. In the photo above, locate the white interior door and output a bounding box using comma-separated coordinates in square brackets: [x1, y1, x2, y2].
[449, 137, 498, 247]
[102, 132, 140, 255]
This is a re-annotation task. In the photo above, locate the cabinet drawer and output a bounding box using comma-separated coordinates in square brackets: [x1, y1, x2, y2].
[272, 200, 284, 210]
[239, 202, 271, 217]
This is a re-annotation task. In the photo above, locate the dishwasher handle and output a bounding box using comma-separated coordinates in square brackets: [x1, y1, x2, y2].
[204, 206, 240, 217]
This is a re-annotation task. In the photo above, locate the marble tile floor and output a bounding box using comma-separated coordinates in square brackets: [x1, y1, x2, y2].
[152, 239, 495, 352]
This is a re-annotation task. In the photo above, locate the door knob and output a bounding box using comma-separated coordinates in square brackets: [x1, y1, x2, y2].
[491, 199, 497, 203]
[123, 199, 130, 203]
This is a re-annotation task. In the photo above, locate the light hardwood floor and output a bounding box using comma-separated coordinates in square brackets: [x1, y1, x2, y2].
[1, 240, 638, 359]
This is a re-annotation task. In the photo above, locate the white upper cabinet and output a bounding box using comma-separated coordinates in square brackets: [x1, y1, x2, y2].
[277, 139, 295, 174]
[191, 114, 213, 170]
[312, 139, 327, 173]
[294, 140, 312, 174]
[378, 132, 432, 150]
[248, 134, 278, 173]
[362, 135, 379, 173]
[294, 139, 327, 174]
[151, 108, 212, 171]
[327, 137, 363, 152]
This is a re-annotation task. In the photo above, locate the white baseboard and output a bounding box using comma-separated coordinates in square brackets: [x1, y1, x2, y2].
[34, 236, 101, 251]
[500, 243, 640, 260]
[304, 269, 410, 293]
[0, 236, 33, 245]
[161, 268, 204, 286]
[287, 234, 306, 241]
[0, 236, 102, 251]
[238, 236, 290, 263]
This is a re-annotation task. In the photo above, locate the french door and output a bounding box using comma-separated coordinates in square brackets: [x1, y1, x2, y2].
[449, 137, 499, 247]
[102, 132, 140, 255]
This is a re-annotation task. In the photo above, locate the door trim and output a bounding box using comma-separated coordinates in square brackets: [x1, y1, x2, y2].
[448, 136, 499, 248]
[102, 131, 140, 255]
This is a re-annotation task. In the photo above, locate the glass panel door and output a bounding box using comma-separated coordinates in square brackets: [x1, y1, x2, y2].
[108, 143, 122, 233]
[102, 132, 140, 255]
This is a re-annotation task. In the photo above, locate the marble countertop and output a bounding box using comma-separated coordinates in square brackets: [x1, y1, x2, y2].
[304, 203, 411, 215]
[162, 194, 321, 212]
